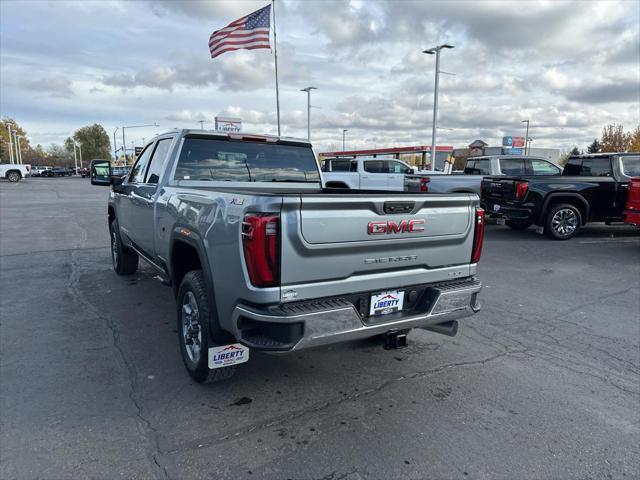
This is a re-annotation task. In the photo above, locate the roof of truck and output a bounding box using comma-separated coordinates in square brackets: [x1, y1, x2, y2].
[154, 129, 312, 146]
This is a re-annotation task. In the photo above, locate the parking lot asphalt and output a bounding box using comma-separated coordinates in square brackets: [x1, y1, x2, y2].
[1, 177, 639, 480]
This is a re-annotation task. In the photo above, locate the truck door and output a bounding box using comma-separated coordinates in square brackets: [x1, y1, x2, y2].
[362, 160, 389, 190]
[579, 157, 617, 220]
[387, 160, 411, 190]
[122, 137, 174, 257]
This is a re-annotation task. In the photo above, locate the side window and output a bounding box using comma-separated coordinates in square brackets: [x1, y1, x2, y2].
[581, 158, 612, 176]
[499, 158, 526, 175]
[563, 158, 582, 175]
[321, 160, 329, 172]
[330, 160, 352, 172]
[474, 160, 491, 175]
[530, 159, 561, 175]
[364, 160, 384, 173]
[145, 138, 173, 184]
[388, 161, 407, 174]
[128, 145, 153, 183]
[350, 161, 358, 172]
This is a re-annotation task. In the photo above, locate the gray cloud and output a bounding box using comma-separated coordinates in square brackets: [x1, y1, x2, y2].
[563, 81, 640, 104]
[23, 76, 74, 98]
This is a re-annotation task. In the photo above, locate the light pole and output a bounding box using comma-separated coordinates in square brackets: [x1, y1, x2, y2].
[16, 135, 23, 164]
[6, 124, 14, 164]
[122, 123, 159, 164]
[77, 143, 83, 169]
[73, 142, 78, 172]
[300, 86, 317, 142]
[521, 119, 530, 154]
[113, 127, 119, 161]
[13, 132, 21, 164]
[342, 129, 348, 152]
[198, 120, 205, 130]
[423, 44, 454, 171]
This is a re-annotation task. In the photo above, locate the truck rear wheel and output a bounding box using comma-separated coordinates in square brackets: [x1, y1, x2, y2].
[545, 204, 581, 240]
[505, 219, 533, 230]
[7, 171, 21, 182]
[177, 270, 236, 384]
[110, 220, 139, 275]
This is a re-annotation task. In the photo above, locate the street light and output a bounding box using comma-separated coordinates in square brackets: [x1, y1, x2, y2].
[423, 43, 454, 172]
[74, 141, 83, 169]
[6, 124, 14, 164]
[300, 86, 317, 142]
[15, 134, 23, 164]
[342, 129, 348, 152]
[122, 123, 159, 164]
[521, 119, 530, 154]
[113, 127, 119, 161]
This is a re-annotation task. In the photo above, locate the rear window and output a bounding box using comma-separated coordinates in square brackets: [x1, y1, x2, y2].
[581, 158, 611, 176]
[621, 156, 640, 176]
[499, 158, 526, 175]
[174, 137, 320, 182]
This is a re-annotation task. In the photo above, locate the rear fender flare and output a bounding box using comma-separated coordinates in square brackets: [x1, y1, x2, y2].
[540, 193, 589, 225]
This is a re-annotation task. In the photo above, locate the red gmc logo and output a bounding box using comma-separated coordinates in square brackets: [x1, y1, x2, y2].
[368, 219, 425, 235]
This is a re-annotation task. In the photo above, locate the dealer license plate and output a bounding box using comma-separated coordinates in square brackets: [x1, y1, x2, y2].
[369, 290, 404, 316]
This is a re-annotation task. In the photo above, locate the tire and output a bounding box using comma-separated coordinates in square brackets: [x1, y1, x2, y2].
[7, 171, 21, 183]
[109, 220, 139, 275]
[177, 270, 236, 384]
[544, 203, 582, 240]
[506, 219, 533, 230]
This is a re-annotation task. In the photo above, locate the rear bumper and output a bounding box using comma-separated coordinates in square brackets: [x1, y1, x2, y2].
[231, 277, 482, 351]
[484, 201, 532, 220]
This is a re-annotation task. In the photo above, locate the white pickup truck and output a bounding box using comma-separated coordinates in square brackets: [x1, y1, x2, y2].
[0, 164, 31, 182]
[321, 157, 422, 190]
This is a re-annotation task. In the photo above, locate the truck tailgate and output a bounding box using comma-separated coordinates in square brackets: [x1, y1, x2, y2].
[481, 177, 517, 200]
[279, 193, 478, 293]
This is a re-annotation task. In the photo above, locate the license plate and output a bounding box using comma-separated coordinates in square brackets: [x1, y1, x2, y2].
[370, 290, 404, 316]
[493, 204, 501, 212]
[208, 343, 249, 369]
[496, 218, 506, 225]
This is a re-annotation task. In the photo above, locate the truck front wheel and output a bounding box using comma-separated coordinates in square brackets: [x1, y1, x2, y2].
[545, 204, 582, 240]
[110, 220, 139, 275]
[177, 270, 236, 384]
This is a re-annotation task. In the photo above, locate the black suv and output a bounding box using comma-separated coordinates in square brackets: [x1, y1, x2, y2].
[481, 153, 640, 239]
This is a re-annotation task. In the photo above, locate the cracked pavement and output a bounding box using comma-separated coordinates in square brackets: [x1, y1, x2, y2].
[1, 178, 639, 479]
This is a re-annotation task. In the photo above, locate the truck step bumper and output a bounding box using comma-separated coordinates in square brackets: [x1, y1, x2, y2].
[231, 278, 482, 352]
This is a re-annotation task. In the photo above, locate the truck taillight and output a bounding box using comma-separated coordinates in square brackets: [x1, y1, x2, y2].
[242, 214, 280, 287]
[471, 208, 485, 264]
[515, 181, 528, 201]
[420, 177, 430, 192]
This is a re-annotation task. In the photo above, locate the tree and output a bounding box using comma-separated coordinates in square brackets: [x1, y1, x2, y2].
[1, 117, 30, 163]
[70, 124, 112, 161]
[600, 124, 630, 152]
[570, 146, 581, 156]
[586, 139, 601, 154]
[629, 126, 640, 152]
[46, 144, 73, 167]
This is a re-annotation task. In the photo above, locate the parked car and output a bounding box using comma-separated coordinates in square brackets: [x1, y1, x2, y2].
[481, 153, 640, 239]
[405, 156, 563, 195]
[0, 164, 31, 182]
[79, 167, 90, 178]
[321, 157, 416, 190]
[42, 167, 72, 177]
[90, 130, 485, 384]
[623, 177, 640, 227]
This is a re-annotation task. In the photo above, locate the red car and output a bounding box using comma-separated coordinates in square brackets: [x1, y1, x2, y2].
[79, 167, 90, 178]
[624, 177, 640, 227]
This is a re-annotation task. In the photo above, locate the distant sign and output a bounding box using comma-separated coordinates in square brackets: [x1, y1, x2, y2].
[215, 116, 242, 133]
[508, 147, 524, 155]
[502, 136, 525, 148]
[134, 147, 143, 156]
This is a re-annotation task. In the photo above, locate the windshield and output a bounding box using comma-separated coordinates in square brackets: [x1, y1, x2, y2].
[621, 156, 640, 176]
[174, 137, 321, 182]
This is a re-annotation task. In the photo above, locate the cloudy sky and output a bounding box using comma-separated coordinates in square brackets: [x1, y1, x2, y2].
[1, 0, 639, 153]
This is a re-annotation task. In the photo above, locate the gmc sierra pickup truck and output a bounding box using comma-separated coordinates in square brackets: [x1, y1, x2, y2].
[0, 164, 31, 182]
[482, 153, 640, 239]
[91, 130, 484, 383]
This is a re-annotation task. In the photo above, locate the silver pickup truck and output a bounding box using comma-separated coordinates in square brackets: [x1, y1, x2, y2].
[405, 155, 563, 195]
[90, 130, 484, 384]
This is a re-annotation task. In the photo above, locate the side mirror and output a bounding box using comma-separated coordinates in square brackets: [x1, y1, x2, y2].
[90, 160, 111, 186]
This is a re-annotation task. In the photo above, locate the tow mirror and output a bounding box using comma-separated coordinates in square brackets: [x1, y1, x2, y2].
[90, 160, 111, 186]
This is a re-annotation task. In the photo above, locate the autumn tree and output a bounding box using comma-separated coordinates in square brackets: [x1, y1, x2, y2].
[600, 124, 631, 152]
[629, 126, 640, 152]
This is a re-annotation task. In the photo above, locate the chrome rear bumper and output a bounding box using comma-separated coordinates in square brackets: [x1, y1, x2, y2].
[231, 278, 482, 351]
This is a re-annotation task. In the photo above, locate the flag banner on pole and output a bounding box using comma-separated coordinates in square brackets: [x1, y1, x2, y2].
[209, 4, 271, 59]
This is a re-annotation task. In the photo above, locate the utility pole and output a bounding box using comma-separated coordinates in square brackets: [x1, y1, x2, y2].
[300, 86, 317, 142]
[6, 124, 14, 164]
[521, 119, 530, 154]
[342, 129, 348, 152]
[423, 44, 454, 172]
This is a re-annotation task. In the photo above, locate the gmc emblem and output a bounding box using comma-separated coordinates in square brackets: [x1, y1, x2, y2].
[368, 219, 425, 235]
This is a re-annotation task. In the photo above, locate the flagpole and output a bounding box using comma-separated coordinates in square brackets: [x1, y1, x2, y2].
[272, 0, 281, 136]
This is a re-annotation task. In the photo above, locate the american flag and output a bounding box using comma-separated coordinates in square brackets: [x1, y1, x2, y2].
[209, 5, 271, 59]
